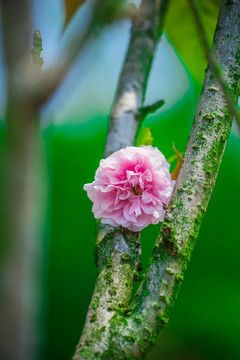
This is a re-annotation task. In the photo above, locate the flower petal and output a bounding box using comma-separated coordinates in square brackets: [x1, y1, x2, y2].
[83, 145, 175, 232]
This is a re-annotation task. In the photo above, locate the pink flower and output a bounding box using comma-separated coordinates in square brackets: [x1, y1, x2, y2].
[84, 146, 175, 232]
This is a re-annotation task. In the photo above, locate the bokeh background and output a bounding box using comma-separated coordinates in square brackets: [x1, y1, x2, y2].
[0, 0, 240, 359]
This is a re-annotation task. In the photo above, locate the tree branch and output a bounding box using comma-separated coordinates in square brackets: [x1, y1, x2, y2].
[26, 0, 136, 108]
[104, 0, 168, 157]
[97, 1, 240, 358]
[72, 1, 169, 359]
[188, 0, 240, 128]
[0, 2, 41, 360]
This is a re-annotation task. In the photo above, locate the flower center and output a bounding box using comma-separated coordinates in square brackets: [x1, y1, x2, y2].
[132, 185, 143, 195]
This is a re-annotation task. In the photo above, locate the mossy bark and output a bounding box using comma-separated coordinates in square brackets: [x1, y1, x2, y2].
[74, 0, 240, 359]
[73, 225, 141, 359]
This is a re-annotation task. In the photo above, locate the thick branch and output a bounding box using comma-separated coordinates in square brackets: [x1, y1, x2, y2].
[73, 1, 169, 359]
[0, 3, 42, 360]
[102, 1, 240, 358]
[74, 224, 141, 360]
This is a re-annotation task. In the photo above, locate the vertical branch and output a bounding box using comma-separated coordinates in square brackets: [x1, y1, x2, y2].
[0, 2, 42, 360]
[104, 0, 166, 157]
[73, 1, 169, 359]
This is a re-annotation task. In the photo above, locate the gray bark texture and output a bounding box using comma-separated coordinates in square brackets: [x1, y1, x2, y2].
[104, 0, 167, 157]
[73, 0, 168, 359]
[73, 0, 240, 359]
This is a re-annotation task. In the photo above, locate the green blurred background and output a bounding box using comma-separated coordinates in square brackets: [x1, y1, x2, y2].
[0, 1, 240, 359]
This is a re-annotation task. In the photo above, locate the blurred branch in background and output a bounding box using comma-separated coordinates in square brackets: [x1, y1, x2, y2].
[0, 0, 40, 359]
[26, 0, 136, 108]
[73, 0, 169, 359]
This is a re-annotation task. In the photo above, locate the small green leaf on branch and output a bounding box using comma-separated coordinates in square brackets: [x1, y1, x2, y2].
[136, 127, 153, 147]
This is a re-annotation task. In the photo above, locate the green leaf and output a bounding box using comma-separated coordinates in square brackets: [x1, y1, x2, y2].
[135, 127, 153, 147]
[64, 0, 87, 27]
[165, 0, 221, 85]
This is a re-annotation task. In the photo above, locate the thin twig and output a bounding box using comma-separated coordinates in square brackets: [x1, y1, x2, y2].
[188, 0, 240, 128]
[31, 29, 44, 71]
[139, 99, 165, 119]
[0, 1, 40, 360]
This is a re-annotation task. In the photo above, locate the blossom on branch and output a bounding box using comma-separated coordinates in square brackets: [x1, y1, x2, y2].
[84, 146, 175, 232]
